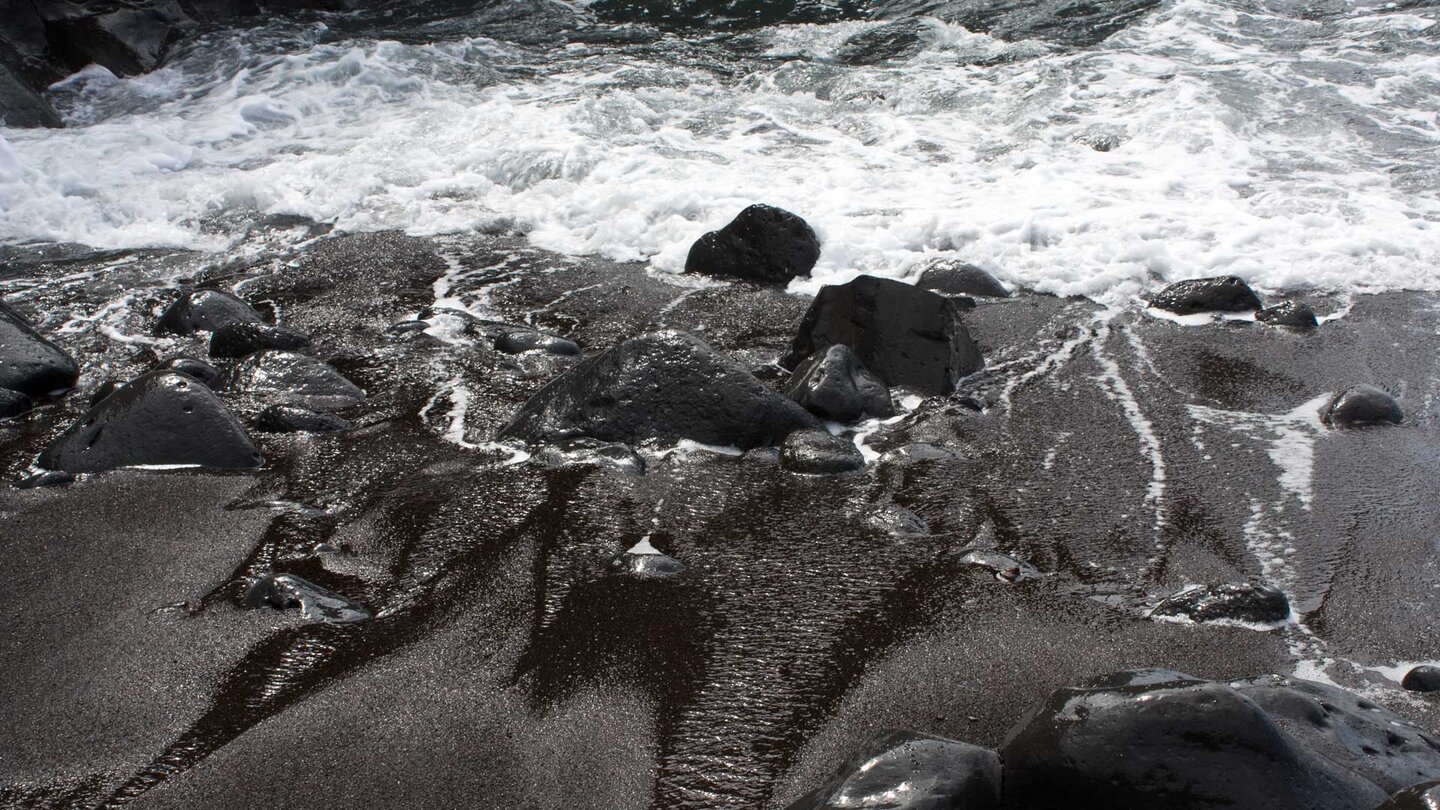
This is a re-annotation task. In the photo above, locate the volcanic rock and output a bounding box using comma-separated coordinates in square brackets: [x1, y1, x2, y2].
[0, 63, 62, 128]
[38, 370, 263, 473]
[779, 429, 865, 474]
[243, 573, 370, 624]
[220, 351, 364, 411]
[609, 539, 686, 579]
[1150, 275, 1263, 315]
[685, 204, 821, 284]
[46, 4, 191, 77]
[782, 275, 983, 395]
[1402, 667, 1440, 693]
[89, 379, 123, 407]
[494, 328, 580, 356]
[0, 388, 34, 419]
[785, 731, 1001, 810]
[1377, 782, 1440, 809]
[253, 404, 351, 434]
[209, 322, 311, 359]
[1320, 385, 1403, 429]
[783, 344, 894, 422]
[1256, 301, 1318, 329]
[497, 330, 819, 449]
[0, 301, 79, 397]
[156, 289, 263, 335]
[535, 437, 646, 475]
[158, 356, 220, 387]
[1149, 582, 1291, 625]
[918, 260, 1010, 298]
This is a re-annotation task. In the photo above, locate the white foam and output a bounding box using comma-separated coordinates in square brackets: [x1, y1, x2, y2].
[626, 537, 662, 555]
[1091, 321, 1167, 522]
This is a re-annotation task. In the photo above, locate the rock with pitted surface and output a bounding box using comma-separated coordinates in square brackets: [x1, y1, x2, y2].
[254, 404, 351, 434]
[0, 301, 79, 398]
[1001, 671, 1389, 810]
[783, 344, 894, 423]
[38, 370, 263, 473]
[1320, 385, 1402, 429]
[157, 289, 264, 335]
[158, 356, 221, 387]
[1377, 782, 1440, 809]
[220, 351, 364, 411]
[1257, 301, 1318, 329]
[243, 573, 370, 624]
[1149, 582, 1291, 625]
[210, 322, 311, 359]
[0, 388, 34, 419]
[785, 731, 1001, 810]
[1150, 275, 1263, 315]
[780, 429, 865, 475]
[498, 330, 819, 449]
[685, 204, 821, 284]
[782, 275, 983, 395]
[918, 260, 1010, 298]
[1403, 667, 1440, 693]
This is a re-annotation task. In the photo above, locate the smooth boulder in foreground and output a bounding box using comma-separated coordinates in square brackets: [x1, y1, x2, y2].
[685, 204, 821, 283]
[1150, 275, 1263, 315]
[498, 330, 820, 449]
[783, 344, 894, 423]
[220, 351, 365, 411]
[157, 289, 264, 335]
[786, 731, 1001, 810]
[39, 371, 263, 473]
[1321, 384, 1403, 429]
[782, 275, 983, 395]
[0, 301, 80, 397]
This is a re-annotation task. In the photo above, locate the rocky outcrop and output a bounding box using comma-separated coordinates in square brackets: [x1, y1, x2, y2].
[209, 322, 312, 359]
[0, 301, 79, 397]
[786, 731, 1001, 810]
[779, 429, 865, 474]
[38, 370, 263, 473]
[1320, 385, 1403, 429]
[685, 204, 821, 284]
[1149, 582, 1291, 625]
[220, 351, 364, 411]
[783, 344, 894, 423]
[157, 289, 264, 335]
[0, 63, 61, 128]
[917, 260, 1010, 298]
[1150, 275, 1263, 315]
[498, 330, 819, 449]
[782, 275, 982, 395]
[45, 4, 192, 77]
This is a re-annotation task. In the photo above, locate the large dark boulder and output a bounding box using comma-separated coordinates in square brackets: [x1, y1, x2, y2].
[0, 63, 62, 128]
[220, 351, 364, 411]
[1402, 667, 1440, 693]
[0, 301, 79, 397]
[209, 322, 311, 359]
[0, 388, 34, 419]
[1149, 582, 1291, 625]
[782, 275, 982, 395]
[156, 289, 263, 335]
[786, 731, 1001, 810]
[1149, 275, 1263, 315]
[1000, 672, 1388, 810]
[779, 429, 865, 475]
[38, 370, 263, 473]
[1321, 385, 1402, 429]
[45, 4, 192, 76]
[497, 330, 820, 449]
[1377, 782, 1440, 809]
[783, 344, 894, 422]
[918, 260, 1010, 298]
[685, 204, 821, 284]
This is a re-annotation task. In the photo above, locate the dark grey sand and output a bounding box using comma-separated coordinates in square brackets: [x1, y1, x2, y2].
[1, 230, 1438, 808]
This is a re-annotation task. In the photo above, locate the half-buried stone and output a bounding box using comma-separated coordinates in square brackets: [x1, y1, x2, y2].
[782, 275, 983, 396]
[38, 370, 263, 473]
[783, 344, 894, 423]
[0, 388, 34, 419]
[243, 573, 370, 624]
[1321, 384, 1403, 428]
[780, 429, 865, 474]
[1149, 582, 1291, 625]
[609, 538, 686, 579]
[494, 328, 580, 356]
[156, 289, 263, 335]
[1150, 275, 1263, 315]
[1378, 782, 1440, 809]
[220, 351, 364, 412]
[209, 322, 311, 359]
[1402, 666, 1440, 693]
[253, 404, 351, 434]
[785, 731, 1001, 810]
[498, 330, 819, 449]
[685, 204, 821, 284]
[917, 259, 1010, 298]
[158, 356, 221, 387]
[1256, 300, 1319, 329]
[0, 301, 80, 397]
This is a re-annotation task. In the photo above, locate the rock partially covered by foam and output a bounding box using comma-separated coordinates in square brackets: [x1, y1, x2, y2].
[209, 322, 311, 359]
[685, 204, 821, 284]
[1377, 782, 1440, 809]
[918, 260, 1010, 298]
[0, 64, 62, 128]
[834, 18, 929, 65]
[783, 344, 894, 423]
[780, 430, 865, 475]
[1001, 672, 1389, 810]
[39, 371, 263, 473]
[1402, 667, 1440, 693]
[1320, 385, 1402, 429]
[1257, 301, 1318, 329]
[157, 289, 264, 335]
[46, 4, 191, 77]
[243, 573, 370, 624]
[782, 275, 982, 395]
[0, 302, 79, 397]
[785, 731, 1001, 810]
[1150, 275, 1263, 315]
[498, 330, 819, 449]
[220, 351, 364, 411]
[1149, 582, 1290, 625]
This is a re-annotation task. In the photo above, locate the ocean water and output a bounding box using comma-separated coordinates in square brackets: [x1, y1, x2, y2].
[0, 0, 1437, 304]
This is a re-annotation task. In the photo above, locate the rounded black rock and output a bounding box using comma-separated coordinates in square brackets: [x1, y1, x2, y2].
[0, 301, 80, 397]
[785, 731, 1001, 810]
[253, 404, 351, 434]
[784, 344, 894, 423]
[917, 260, 1010, 298]
[209, 322, 312, 359]
[1256, 300, 1318, 329]
[1321, 384, 1403, 429]
[158, 356, 221, 387]
[0, 387, 35, 419]
[1150, 275, 1263, 314]
[780, 429, 865, 475]
[684, 204, 822, 284]
[1376, 781, 1440, 809]
[495, 329, 581, 356]
[89, 379, 123, 407]
[156, 289, 263, 335]
[1149, 582, 1291, 624]
[1402, 666, 1440, 693]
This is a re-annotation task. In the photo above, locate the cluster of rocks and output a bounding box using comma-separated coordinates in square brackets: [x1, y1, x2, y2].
[788, 670, 1440, 810]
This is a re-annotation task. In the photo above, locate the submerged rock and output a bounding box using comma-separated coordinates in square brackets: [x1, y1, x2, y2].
[209, 322, 311, 359]
[0, 63, 62, 128]
[1001, 673, 1389, 810]
[782, 275, 983, 395]
[1256, 300, 1319, 329]
[1149, 582, 1291, 625]
[1402, 666, 1440, 693]
[609, 539, 686, 578]
[158, 356, 221, 387]
[834, 18, 928, 65]
[494, 328, 581, 356]
[785, 731, 1001, 810]
[1377, 782, 1440, 809]
[866, 504, 929, 538]
[0, 301, 80, 397]
[1321, 385, 1403, 429]
[1150, 275, 1263, 315]
[39, 371, 263, 473]
[917, 260, 1010, 298]
[0, 388, 34, 419]
[254, 404, 351, 434]
[498, 330, 819, 449]
[783, 344, 894, 423]
[780, 430, 865, 474]
[157, 289, 263, 335]
[685, 204, 821, 284]
[243, 573, 370, 624]
[220, 351, 364, 411]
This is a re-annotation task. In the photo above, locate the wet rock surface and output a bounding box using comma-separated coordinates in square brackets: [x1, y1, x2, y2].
[685, 204, 822, 284]
[157, 290, 264, 336]
[253, 404, 350, 433]
[0, 387, 34, 419]
[1405, 667, 1440, 693]
[158, 357, 221, 387]
[917, 260, 1010, 298]
[1150, 275, 1264, 315]
[209, 322, 311, 359]
[243, 573, 370, 624]
[1150, 582, 1291, 625]
[1378, 781, 1440, 809]
[1257, 300, 1319, 329]
[783, 344, 894, 423]
[219, 351, 364, 411]
[780, 429, 865, 474]
[785, 731, 1001, 810]
[1321, 384, 1403, 428]
[0, 301, 79, 397]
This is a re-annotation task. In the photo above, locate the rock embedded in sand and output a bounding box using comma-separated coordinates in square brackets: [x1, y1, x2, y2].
[1377, 781, 1440, 809]
[684, 204, 822, 283]
[1001, 671, 1389, 810]
[1149, 582, 1290, 625]
[494, 328, 581, 356]
[783, 344, 894, 423]
[917, 260, 1010, 298]
[1320, 384, 1403, 429]
[782, 275, 983, 395]
[1150, 275, 1263, 315]
[243, 573, 370, 624]
[497, 330, 820, 449]
[0, 388, 34, 419]
[1402, 666, 1440, 693]
[157, 289, 264, 335]
[958, 548, 1040, 582]
[254, 404, 351, 434]
[158, 356, 221, 387]
[1256, 300, 1319, 329]
[0, 301, 79, 397]
[780, 429, 865, 474]
[785, 731, 1001, 810]
[609, 540, 686, 579]
[209, 322, 312, 359]
[220, 350, 365, 411]
[39, 370, 263, 473]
